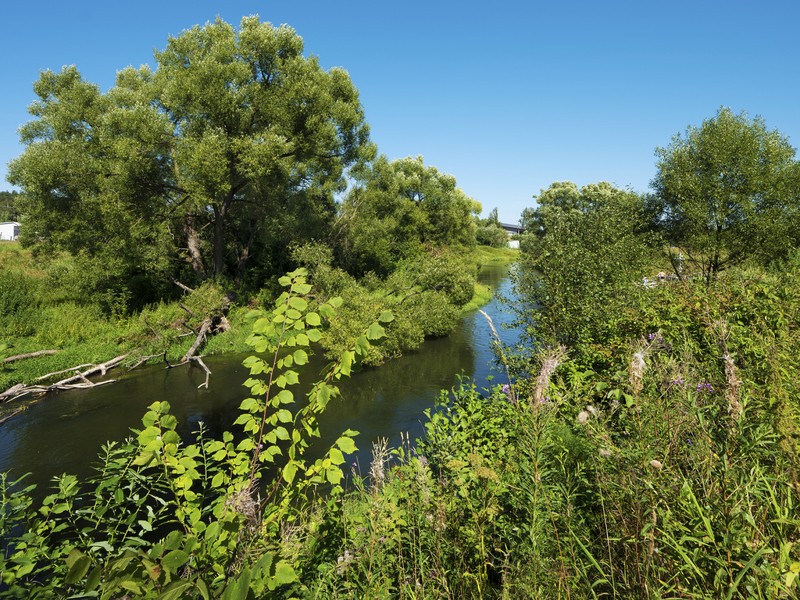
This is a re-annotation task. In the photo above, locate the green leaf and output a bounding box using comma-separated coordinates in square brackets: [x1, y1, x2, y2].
[326, 466, 343, 485]
[329, 447, 345, 465]
[366, 322, 385, 341]
[355, 335, 370, 356]
[305, 312, 321, 326]
[276, 389, 294, 404]
[288, 296, 308, 311]
[336, 436, 357, 454]
[222, 566, 251, 600]
[293, 349, 308, 365]
[273, 560, 297, 586]
[84, 566, 101, 592]
[378, 310, 394, 323]
[159, 580, 196, 600]
[340, 351, 354, 377]
[282, 461, 299, 484]
[161, 549, 190, 572]
[291, 282, 312, 295]
[65, 549, 91, 585]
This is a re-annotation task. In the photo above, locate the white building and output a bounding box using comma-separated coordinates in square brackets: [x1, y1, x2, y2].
[0, 222, 20, 241]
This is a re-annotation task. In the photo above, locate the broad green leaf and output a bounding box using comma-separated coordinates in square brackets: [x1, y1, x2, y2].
[336, 436, 357, 454]
[366, 322, 385, 341]
[276, 389, 294, 404]
[326, 466, 343, 485]
[288, 296, 307, 311]
[340, 351, 354, 377]
[161, 549, 189, 572]
[329, 447, 345, 465]
[291, 282, 312, 295]
[305, 312, 321, 326]
[273, 560, 297, 585]
[293, 349, 308, 365]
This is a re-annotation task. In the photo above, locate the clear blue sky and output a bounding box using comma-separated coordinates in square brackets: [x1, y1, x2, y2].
[2, 1, 798, 223]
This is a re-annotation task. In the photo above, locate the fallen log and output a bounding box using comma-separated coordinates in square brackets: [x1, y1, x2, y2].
[182, 318, 213, 362]
[0, 354, 128, 404]
[51, 355, 128, 387]
[2, 350, 59, 364]
[36, 364, 94, 381]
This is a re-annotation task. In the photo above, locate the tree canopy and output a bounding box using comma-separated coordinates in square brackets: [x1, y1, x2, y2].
[8, 16, 372, 305]
[651, 107, 800, 280]
[336, 155, 479, 275]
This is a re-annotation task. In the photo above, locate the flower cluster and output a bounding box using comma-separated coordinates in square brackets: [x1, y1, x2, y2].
[696, 382, 714, 393]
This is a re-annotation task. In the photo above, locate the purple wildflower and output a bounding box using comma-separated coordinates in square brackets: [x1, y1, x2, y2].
[696, 382, 714, 393]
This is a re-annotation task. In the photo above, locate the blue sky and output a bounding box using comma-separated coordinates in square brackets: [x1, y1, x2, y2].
[2, 1, 798, 223]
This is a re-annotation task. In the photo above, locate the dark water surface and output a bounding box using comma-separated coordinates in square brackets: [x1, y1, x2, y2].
[0, 264, 520, 492]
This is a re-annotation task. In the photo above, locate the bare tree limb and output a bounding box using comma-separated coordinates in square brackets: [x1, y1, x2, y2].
[2, 350, 59, 364]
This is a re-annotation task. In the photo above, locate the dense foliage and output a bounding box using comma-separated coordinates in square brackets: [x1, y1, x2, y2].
[474, 208, 508, 248]
[336, 155, 479, 276]
[516, 181, 655, 358]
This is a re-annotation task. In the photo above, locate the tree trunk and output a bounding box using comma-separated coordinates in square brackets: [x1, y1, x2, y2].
[184, 217, 206, 278]
[213, 204, 226, 280]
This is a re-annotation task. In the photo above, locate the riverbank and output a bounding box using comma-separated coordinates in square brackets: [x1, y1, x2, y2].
[1, 245, 516, 396]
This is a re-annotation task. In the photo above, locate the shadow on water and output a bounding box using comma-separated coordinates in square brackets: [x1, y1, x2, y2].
[0, 263, 521, 494]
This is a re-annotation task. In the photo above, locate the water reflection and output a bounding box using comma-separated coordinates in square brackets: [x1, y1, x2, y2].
[0, 264, 519, 492]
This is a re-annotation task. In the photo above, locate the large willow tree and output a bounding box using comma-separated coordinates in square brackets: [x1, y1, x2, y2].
[9, 16, 372, 304]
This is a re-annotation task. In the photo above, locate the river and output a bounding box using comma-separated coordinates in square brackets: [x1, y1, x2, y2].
[0, 263, 520, 492]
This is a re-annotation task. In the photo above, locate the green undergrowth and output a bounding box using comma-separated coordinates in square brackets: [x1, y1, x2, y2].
[1, 244, 495, 391]
[472, 244, 519, 266]
[2, 260, 799, 597]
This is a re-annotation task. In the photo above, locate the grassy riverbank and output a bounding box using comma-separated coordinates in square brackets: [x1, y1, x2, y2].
[1, 243, 515, 393]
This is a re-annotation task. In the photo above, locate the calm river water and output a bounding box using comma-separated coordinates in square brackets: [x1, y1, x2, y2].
[0, 264, 520, 492]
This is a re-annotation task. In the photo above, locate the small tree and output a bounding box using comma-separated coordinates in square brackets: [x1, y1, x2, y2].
[651, 108, 800, 281]
[517, 182, 652, 351]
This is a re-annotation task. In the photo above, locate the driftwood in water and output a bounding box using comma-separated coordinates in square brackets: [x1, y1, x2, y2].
[0, 354, 128, 404]
[2, 350, 59, 364]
